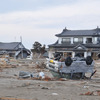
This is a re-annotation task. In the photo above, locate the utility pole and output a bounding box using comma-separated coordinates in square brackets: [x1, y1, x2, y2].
[20, 36, 23, 59]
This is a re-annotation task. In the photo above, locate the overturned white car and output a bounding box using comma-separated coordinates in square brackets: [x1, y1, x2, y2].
[46, 55, 95, 79]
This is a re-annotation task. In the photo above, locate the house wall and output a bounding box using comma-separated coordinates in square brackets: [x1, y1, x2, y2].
[58, 37, 62, 44]
[49, 32, 99, 59]
[72, 52, 75, 58]
[93, 37, 98, 44]
[48, 48, 99, 59]
[58, 37, 74, 44]
[23, 52, 27, 58]
[48, 50, 54, 58]
[16, 52, 28, 59]
[71, 37, 74, 44]
[58, 36, 98, 44]
[83, 37, 86, 44]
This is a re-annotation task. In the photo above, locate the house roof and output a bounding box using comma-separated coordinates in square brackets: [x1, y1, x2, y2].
[73, 44, 87, 51]
[15, 48, 31, 57]
[0, 42, 24, 50]
[49, 42, 100, 49]
[56, 27, 100, 37]
[48, 27, 100, 50]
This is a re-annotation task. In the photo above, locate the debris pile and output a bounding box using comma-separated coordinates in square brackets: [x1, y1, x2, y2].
[80, 90, 100, 96]
[0, 97, 35, 100]
[19, 71, 33, 78]
[0, 58, 17, 69]
[35, 62, 46, 69]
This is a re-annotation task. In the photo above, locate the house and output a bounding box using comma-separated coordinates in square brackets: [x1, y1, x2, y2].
[0, 42, 31, 59]
[48, 27, 100, 59]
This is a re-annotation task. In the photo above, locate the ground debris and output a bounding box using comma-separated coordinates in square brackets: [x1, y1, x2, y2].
[0, 68, 2, 72]
[80, 90, 100, 96]
[21, 82, 31, 87]
[35, 62, 46, 69]
[31, 76, 53, 81]
[59, 78, 68, 81]
[41, 87, 49, 89]
[52, 93, 59, 96]
[85, 84, 100, 88]
[0, 58, 18, 69]
[19, 71, 33, 78]
[0, 97, 35, 100]
[18, 75, 69, 81]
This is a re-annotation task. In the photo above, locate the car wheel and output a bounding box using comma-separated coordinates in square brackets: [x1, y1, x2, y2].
[65, 56, 73, 66]
[86, 56, 93, 65]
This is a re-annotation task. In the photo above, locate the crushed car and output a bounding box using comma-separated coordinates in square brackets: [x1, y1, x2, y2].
[46, 53, 96, 79]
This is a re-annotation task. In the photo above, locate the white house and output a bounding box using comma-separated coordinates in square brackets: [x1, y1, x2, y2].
[48, 27, 100, 59]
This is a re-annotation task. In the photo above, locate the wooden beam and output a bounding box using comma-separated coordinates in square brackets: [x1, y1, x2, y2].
[0, 97, 33, 100]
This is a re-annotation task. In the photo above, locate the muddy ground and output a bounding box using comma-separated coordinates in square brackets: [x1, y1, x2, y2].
[0, 58, 100, 100]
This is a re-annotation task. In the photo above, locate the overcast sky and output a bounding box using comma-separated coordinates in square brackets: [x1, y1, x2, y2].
[0, 0, 100, 49]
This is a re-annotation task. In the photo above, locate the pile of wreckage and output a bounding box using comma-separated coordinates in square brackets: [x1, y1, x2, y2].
[0, 52, 97, 80]
[46, 52, 96, 79]
[0, 55, 17, 69]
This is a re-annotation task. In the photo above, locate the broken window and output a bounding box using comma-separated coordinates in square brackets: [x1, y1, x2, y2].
[63, 52, 72, 57]
[86, 38, 92, 43]
[75, 53, 84, 57]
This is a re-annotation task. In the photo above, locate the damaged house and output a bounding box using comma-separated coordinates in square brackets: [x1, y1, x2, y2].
[0, 42, 31, 59]
[48, 27, 100, 59]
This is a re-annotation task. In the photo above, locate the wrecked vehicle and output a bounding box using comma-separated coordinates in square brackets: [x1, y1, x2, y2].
[46, 53, 95, 79]
[19, 71, 33, 78]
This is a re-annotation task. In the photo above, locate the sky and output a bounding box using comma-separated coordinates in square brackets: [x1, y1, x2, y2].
[0, 0, 100, 49]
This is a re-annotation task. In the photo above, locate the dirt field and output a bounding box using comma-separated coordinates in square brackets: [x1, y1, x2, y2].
[0, 59, 100, 100]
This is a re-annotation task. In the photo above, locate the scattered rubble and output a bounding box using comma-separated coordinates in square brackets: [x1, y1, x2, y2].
[59, 78, 68, 81]
[41, 87, 49, 89]
[52, 93, 59, 96]
[1, 59, 100, 100]
[19, 71, 33, 78]
[21, 82, 31, 87]
[35, 62, 46, 69]
[0, 97, 36, 100]
[80, 90, 100, 96]
[0, 58, 18, 69]
[38, 72, 45, 79]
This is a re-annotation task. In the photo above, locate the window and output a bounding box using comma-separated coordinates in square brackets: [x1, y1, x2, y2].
[78, 38, 82, 42]
[62, 38, 70, 43]
[74, 38, 82, 43]
[74, 38, 78, 42]
[86, 38, 92, 43]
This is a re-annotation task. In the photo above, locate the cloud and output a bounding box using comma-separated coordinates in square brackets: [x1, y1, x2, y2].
[0, 0, 100, 48]
[0, 0, 100, 24]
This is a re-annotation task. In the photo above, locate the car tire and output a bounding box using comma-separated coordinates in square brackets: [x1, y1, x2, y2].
[86, 56, 93, 65]
[65, 56, 73, 66]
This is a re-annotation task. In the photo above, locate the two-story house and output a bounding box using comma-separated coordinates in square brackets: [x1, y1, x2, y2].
[48, 27, 100, 59]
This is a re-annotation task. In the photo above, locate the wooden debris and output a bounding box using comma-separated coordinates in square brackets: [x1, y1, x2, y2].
[43, 76, 52, 81]
[80, 90, 100, 96]
[0, 97, 33, 100]
[59, 78, 67, 81]
[41, 87, 49, 89]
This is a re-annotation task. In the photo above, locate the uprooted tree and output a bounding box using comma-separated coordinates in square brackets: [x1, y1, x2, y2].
[31, 41, 46, 58]
[32, 41, 42, 53]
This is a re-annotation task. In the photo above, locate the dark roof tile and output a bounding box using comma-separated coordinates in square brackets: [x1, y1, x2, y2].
[56, 27, 100, 37]
[0, 42, 23, 50]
